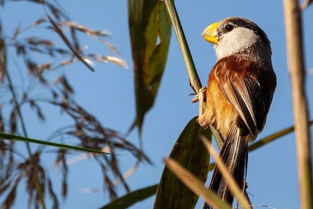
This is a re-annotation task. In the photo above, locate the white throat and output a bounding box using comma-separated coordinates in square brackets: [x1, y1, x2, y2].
[215, 27, 266, 61]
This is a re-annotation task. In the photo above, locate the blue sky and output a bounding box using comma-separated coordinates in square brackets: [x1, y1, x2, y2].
[1, 0, 313, 209]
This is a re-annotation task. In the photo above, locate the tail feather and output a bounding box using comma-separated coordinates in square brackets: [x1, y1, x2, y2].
[203, 131, 248, 209]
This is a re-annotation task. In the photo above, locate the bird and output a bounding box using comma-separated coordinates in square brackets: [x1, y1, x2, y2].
[197, 17, 276, 208]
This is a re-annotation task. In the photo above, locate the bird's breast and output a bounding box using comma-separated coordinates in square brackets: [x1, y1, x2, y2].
[203, 72, 239, 140]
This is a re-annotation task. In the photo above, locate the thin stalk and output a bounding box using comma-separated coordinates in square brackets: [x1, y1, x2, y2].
[0, 132, 109, 155]
[208, 121, 313, 171]
[6, 70, 32, 154]
[283, 1, 313, 208]
[249, 121, 313, 151]
[163, 0, 202, 93]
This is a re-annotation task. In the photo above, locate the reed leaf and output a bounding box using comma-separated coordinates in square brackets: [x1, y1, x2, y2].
[128, 0, 171, 133]
[0, 132, 109, 154]
[153, 117, 211, 209]
[99, 185, 157, 209]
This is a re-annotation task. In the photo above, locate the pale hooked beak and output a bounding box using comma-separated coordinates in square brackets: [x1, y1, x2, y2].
[201, 22, 219, 44]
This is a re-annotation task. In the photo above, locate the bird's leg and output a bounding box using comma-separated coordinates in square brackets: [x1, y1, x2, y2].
[191, 94, 199, 103]
[198, 87, 207, 116]
[192, 87, 207, 126]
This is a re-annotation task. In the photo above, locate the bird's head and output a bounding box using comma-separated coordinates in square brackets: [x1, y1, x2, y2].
[202, 17, 271, 60]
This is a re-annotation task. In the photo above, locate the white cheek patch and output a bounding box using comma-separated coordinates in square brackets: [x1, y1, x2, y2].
[215, 27, 258, 59]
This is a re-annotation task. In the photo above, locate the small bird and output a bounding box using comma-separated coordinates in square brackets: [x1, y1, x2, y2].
[198, 17, 276, 208]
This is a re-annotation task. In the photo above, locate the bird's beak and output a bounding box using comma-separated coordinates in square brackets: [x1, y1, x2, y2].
[202, 22, 219, 44]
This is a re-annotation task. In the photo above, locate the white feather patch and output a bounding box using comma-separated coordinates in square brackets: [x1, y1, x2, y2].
[215, 27, 258, 60]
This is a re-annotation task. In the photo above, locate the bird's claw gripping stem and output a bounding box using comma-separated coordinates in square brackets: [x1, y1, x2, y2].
[198, 87, 207, 116]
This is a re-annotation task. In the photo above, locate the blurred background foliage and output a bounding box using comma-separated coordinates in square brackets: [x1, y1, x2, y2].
[0, 0, 148, 208]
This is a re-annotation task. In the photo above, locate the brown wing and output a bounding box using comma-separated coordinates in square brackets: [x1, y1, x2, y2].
[214, 56, 276, 136]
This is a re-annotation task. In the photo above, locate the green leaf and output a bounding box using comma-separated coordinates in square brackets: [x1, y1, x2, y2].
[153, 117, 211, 209]
[99, 185, 158, 209]
[0, 132, 109, 154]
[128, 0, 171, 133]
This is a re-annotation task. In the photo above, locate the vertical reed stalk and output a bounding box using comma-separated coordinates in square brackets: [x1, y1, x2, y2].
[283, 1, 313, 208]
[163, 0, 202, 93]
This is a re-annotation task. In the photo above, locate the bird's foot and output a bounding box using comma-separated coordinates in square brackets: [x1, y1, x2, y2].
[194, 87, 207, 127]
[191, 94, 199, 103]
[198, 87, 207, 115]
[191, 87, 207, 103]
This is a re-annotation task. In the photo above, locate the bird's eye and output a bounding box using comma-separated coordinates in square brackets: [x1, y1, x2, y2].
[224, 24, 234, 32]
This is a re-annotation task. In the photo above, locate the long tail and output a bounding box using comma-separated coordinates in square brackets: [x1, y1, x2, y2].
[203, 131, 248, 209]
